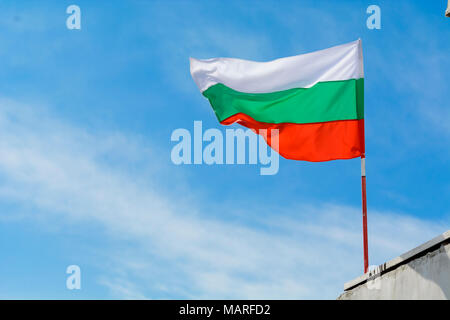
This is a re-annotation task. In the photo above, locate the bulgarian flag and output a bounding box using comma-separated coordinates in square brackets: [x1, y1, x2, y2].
[189, 39, 365, 162]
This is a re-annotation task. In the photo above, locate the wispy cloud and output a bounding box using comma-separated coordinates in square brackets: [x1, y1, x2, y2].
[0, 97, 447, 299]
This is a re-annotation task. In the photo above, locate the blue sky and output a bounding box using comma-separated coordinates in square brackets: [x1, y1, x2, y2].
[0, 0, 449, 299]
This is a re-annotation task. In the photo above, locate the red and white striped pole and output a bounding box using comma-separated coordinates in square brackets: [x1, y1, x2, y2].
[361, 154, 369, 273]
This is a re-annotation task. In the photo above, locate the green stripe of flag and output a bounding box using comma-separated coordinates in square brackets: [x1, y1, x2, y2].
[203, 78, 364, 124]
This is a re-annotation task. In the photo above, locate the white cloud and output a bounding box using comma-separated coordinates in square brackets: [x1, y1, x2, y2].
[0, 98, 447, 299]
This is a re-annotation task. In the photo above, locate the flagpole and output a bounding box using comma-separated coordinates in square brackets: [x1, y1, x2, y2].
[361, 154, 369, 273]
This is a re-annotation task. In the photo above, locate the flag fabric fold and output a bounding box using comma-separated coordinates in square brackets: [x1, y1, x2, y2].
[190, 39, 365, 161]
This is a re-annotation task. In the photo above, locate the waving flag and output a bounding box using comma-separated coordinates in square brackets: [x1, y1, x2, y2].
[190, 39, 365, 162]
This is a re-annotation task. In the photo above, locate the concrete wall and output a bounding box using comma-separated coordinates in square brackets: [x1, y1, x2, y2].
[338, 242, 450, 300]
